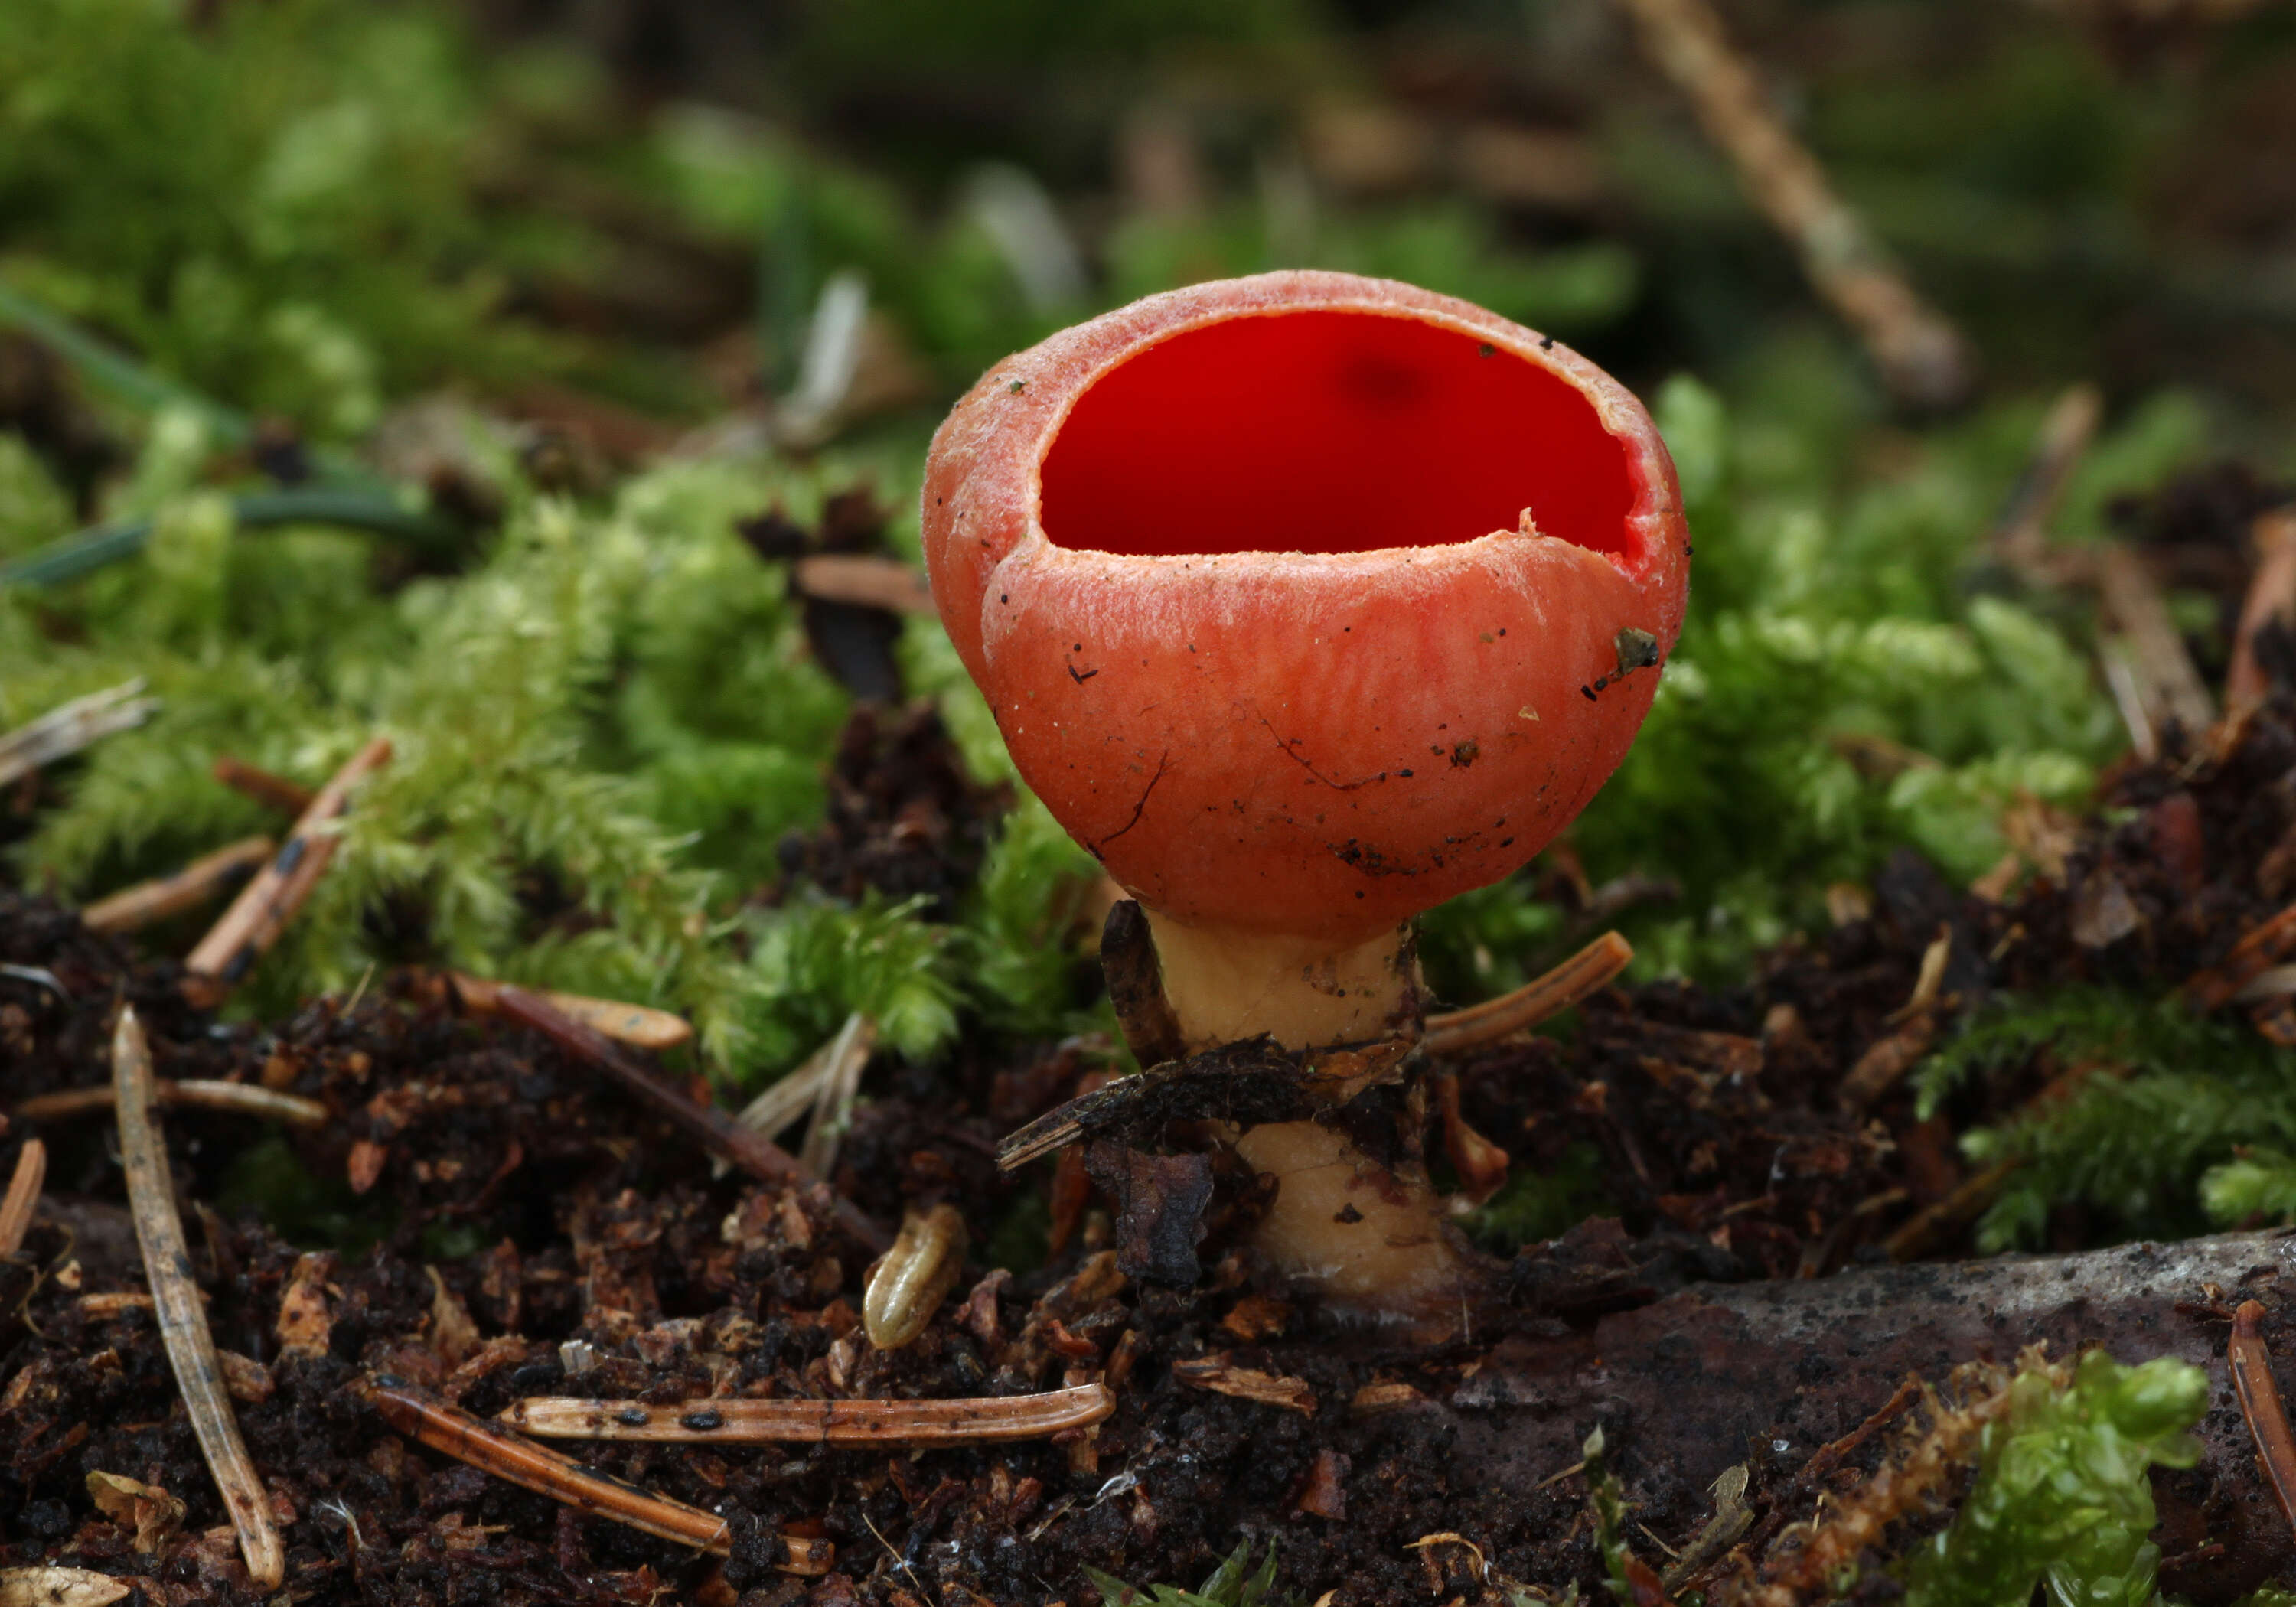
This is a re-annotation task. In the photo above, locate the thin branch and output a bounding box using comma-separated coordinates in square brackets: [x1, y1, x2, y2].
[80, 836, 275, 935]
[0, 680, 159, 790]
[112, 1007, 284, 1588]
[791, 554, 935, 615]
[0, 1139, 46, 1257]
[1610, 0, 1975, 411]
[1423, 931, 1634, 1056]
[16, 1078, 327, 1129]
[182, 736, 392, 1008]
[2231, 1299, 2296, 1541]
[210, 756, 316, 817]
[356, 1375, 736, 1555]
[501, 1381, 1112, 1446]
[442, 972, 693, 1052]
[494, 986, 890, 1253]
[2227, 507, 2296, 719]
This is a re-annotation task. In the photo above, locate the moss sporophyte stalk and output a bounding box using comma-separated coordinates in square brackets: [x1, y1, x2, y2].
[922, 270, 1689, 1321]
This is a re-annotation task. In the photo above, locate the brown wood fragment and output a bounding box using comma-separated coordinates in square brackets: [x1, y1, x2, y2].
[357, 1374, 733, 1553]
[0, 1567, 132, 1607]
[501, 1382, 1114, 1446]
[2231, 1299, 2296, 1542]
[0, 1138, 44, 1256]
[1170, 1352, 1316, 1414]
[210, 755, 316, 816]
[80, 836, 275, 935]
[15, 1079, 326, 1129]
[1350, 1380, 1427, 1418]
[2228, 507, 2296, 718]
[111, 1008, 285, 1588]
[440, 971, 693, 1051]
[493, 986, 889, 1253]
[183, 736, 393, 1008]
[1611, 0, 1973, 410]
[1423, 931, 1633, 1057]
[274, 1253, 334, 1358]
[791, 553, 935, 615]
[1838, 930, 1952, 1108]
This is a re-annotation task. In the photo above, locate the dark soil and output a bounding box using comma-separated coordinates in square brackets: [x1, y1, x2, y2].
[5, 684, 2296, 1605]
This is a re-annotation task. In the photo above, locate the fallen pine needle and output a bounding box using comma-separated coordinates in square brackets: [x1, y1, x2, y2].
[2184, 901, 2296, 1013]
[442, 971, 693, 1052]
[2231, 1299, 2296, 1540]
[112, 1007, 285, 1588]
[183, 735, 393, 1007]
[500, 1381, 1113, 1446]
[0, 1139, 45, 1256]
[210, 755, 316, 817]
[0, 680, 160, 790]
[357, 1374, 733, 1554]
[80, 836, 275, 935]
[15, 1078, 327, 1129]
[494, 985, 890, 1253]
[1424, 931, 1633, 1056]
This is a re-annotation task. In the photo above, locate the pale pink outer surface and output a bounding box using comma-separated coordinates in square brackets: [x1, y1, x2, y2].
[921, 270, 1690, 943]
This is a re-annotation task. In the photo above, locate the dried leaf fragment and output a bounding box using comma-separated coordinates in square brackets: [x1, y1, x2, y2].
[0, 1567, 132, 1607]
[85, 1472, 184, 1555]
[1171, 1352, 1316, 1413]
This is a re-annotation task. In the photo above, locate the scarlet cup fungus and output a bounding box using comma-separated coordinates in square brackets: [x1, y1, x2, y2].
[924, 270, 1688, 1319]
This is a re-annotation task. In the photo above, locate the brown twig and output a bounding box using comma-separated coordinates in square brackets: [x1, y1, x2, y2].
[183, 736, 393, 1007]
[1423, 931, 1634, 1057]
[791, 553, 935, 615]
[112, 1007, 285, 1588]
[440, 971, 693, 1051]
[1610, 0, 1975, 411]
[494, 986, 890, 1253]
[1838, 928, 1954, 1109]
[0, 680, 160, 790]
[2098, 544, 2216, 740]
[2227, 507, 2296, 719]
[210, 755, 316, 817]
[2232, 1299, 2296, 1542]
[16, 1078, 327, 1129]
[1880, 1158, 2021, 1263]
[501, 1381, 1113, 1446]
[357, 1374, 735, 1554]
[1992, 384, 2102, 575]
[80, 836, 276, 935]
[0, 1139, 45, 1256]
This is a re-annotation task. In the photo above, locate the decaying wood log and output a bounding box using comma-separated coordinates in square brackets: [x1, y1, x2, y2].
[1451, 1231, 2294, 1602]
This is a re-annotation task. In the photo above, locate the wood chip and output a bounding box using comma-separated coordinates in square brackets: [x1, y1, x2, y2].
[501, 1381, 1114, 1446]
[1422, 931, 1633, 1056]
[183, 736, 393, 1007]
[112, 1007, 284, 1587]
[15, 1079, 327, 1128]
[0, 1138, 44, 1256]
[0, 680, 159, 790]
[1349, 1380, 1426, 1418]
[80, 836, 276, 935]
[1170, 1352, 1316, 1414]
[0, 1567, 132, 1607]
